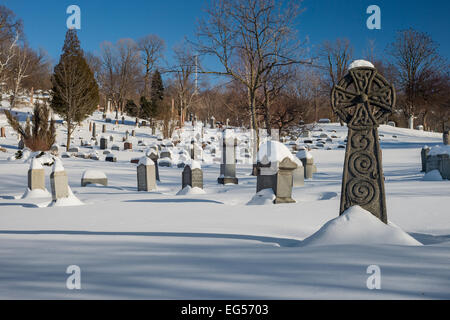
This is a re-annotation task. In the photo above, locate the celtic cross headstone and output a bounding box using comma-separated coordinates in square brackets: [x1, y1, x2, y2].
[331, 61, 395, 224]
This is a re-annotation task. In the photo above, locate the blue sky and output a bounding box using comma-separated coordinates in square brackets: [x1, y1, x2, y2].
[2, 0, 449, 69]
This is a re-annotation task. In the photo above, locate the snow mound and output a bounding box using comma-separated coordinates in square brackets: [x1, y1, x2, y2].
[301, 206, 422, 247]
[176, 186, 206, 196]
[247, 188, 276, 205]
[16, 188, 51, 199]
[257, 141, 294, 164]
[423, 170, 443, 181]
[45, 187, 84, 207]
[348, 60, 374, 70]
[82, 170, 107, 179]
[429, 145, 450, 157]
[138, 156, 154, 166]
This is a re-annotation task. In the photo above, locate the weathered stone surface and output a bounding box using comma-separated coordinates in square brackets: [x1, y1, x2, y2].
[148, 152, 160, 181]
[137, 163, 156, 191]
[421, 146, 431, 172]
[218, 131, 238, 185]
[426, 154, 450, 180]
[124, 142, 132, 150]
[50, 171, 69, 201]
[444, 131, 449, 145]
[100, 137, 108, 150]
[28, 169, 45, 190]
[0, 127, 5, 138]
[102, 124, 106, 133]
[92, 123, 96, 137]
[182, 165, 204, 189]
[331, 65, 395, 224]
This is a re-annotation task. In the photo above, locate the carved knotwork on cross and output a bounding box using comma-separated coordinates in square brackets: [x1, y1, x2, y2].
[331, 65, 395, 224]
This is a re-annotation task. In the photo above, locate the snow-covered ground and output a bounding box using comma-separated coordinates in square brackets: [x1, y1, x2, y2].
[0, 110, 449, 299]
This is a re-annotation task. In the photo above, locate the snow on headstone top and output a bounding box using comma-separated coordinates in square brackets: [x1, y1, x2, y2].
[139, 157, 154, 166]
[301, 206, 422, 247]
[52, 158, 65, 173]
[30, 157, 43, 170]
[296, 149, 312, 160]
[429, 145, 450, 157]
[82, 170, 107, 180]
[191, 160, 202, 170]
[348, 60, 375, 70]
[257, 140, 294, 164]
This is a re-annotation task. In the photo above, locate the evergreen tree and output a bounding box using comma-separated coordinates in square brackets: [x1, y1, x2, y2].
[124, 99, 140, 118]
[150, 69, 164, 117]
[4, 103, 56, 151]
[140, 96, 155, 121]
[50, 29, 99, 150]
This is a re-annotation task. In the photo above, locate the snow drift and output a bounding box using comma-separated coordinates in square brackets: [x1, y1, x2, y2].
[301, 206, 422, 247]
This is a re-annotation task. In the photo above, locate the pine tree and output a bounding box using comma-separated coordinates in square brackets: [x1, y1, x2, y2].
[124, 99, 140, 118]
[50, 29, 99, 150]
[4, 103, 56, 151]
[150, 69, 164, 117]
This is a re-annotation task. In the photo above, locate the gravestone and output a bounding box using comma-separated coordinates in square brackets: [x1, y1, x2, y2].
[100, 137, 108, 150]
[218, 130, 238, 184]
[50, 159, 69, 201]
[1, 127, 5, 138]
[182, 163, 203, 189]
[124, 142, 132, 150]
[132, 130, 135, 137]
[81, 170, 108, 187]
[331, 61, 394, 224]
[92, 123, 96, 137]
[102, 124, 106, 133]
[122, 116, 125, 124]
[28, 158, 45, 191]
[137, 157, 157, 191]
[444, 130, 449, 145]
[210, 116, 216, 129]
[421, 146, 431, 172]
[148, 151, 160, 181]
[257, 157, 297, 204]
[89, 122, 92, 132]
[18, 139, 24, 150]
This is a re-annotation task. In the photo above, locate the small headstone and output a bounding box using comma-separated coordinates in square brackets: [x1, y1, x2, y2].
[102, 124, 106, 133]
[100, 137, 108, 150]
[148, 151, 160, 181]
[444, 130, 449, 146]
[50, 159, 69, 201]
[218, 130, 238, 184]
[124, 142, 132, 150]
[28, 158, 45, 191]
[105, 154, 117, 162]
[137, 157, 157, 191]
[18, 139, 24, 150]
[111, 144, 120, 151]
[132, 130, 135, 137]
[92, 123, 96, 137]
[0, 127, 5, 138]
[421, 146, 431, 172]
[81, 170, 108, 187]
[182, 162, 203, 190]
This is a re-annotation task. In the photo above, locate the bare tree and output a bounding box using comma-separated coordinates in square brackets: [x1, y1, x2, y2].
[387, 28, 444, 125]
[195, 0, 308, 143]
[137, 34, 165, 97]
[8, 44, 31, 108]
[100, 39, 141, 118]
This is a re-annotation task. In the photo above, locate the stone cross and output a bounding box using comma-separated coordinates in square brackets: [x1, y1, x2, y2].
[331, 63, 395, 224]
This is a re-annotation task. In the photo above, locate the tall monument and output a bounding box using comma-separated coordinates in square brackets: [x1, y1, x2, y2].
[331, 60, 395, 224]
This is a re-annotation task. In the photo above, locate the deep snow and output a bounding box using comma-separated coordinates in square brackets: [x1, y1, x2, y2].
[0, 109, 449, 299]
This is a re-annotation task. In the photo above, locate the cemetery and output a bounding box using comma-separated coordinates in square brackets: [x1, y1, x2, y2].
[0, 0, 448, 302]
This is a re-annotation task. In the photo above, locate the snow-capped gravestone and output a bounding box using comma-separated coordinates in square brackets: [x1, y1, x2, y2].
[296, 148, 315, 179]
[421, 146, 431, 172]
[218, 129, 238, 185]
[190, 142, 202, 161]
[425, 145, 450, 180]
[182, 161, 203, 190]
[147, 150, 160, 181]
[256, 141, 298, 204]
[137, 157, 157, 191]
[28, 158, 45, 191]
[81, 170, 108, 187]
[50, 159, 69, 201]
[331, 60, 395, 224]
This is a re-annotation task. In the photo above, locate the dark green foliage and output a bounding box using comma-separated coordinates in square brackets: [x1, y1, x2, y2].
[50, 29, 99, 150]
[150, 70, 164, 117]
[124, 99, 141, 117]
[4, 103, 56, 151]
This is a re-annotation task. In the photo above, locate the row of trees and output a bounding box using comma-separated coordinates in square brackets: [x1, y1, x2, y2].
[0, 5, 52, 108]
